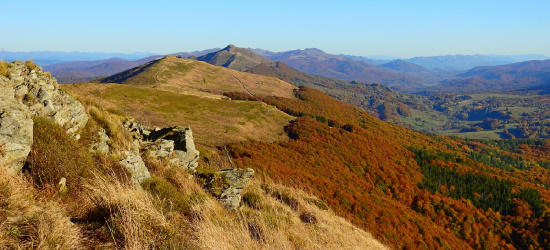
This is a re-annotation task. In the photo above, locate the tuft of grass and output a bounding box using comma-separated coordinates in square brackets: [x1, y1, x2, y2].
[0, 60, 9, 77]
[305, 197, 329, 210]
[243, 191, 263, 210]
[25, 59, 37, 71]
[88, 106, 132, 151]
[84, 173, 169, 249]
[142, 175, 206, 214]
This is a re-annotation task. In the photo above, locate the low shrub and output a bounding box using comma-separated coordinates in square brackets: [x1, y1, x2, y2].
[242, 191, 263, 210]
[27, 117, 94, 188]
[299, 211, 317, 224]
[142, 175, 205, 214]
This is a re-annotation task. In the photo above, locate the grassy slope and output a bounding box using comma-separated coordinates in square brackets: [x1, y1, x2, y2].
[63, 83, 294, 148]
[100, 56, 297, 100]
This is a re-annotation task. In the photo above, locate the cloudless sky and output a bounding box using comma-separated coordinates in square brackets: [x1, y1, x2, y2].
[1, 0, 549, 58]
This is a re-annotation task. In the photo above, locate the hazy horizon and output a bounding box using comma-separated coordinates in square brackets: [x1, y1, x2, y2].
[1, 0, 549, 58]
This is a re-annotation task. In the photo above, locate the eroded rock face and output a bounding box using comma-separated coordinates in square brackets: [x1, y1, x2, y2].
[0, 81, 33, 172]
[119, 150, 151, 186]
[218, 168, 254, 209]
[0, 61, 89, 172]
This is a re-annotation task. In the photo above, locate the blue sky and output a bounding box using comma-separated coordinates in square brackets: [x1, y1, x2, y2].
[1, 0, 549, 58]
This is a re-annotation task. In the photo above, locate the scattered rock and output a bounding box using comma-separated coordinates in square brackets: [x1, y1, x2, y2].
[218, 168, 254, 209]
[58, 177, 68, 194]
[119, 150, 151, 186]
[90, 128, 110, 155]
[143, 139, 174, 158]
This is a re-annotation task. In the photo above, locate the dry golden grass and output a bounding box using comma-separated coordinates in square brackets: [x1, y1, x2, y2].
[0, 168, 84, 249]
[189, 178, 388, 249]
[0, 60, 9, 77]
[83, 172, 169, 249]
[25, 59, 37, 71]
[1, 152, 387, 249]
[86, 105, 133, 152]
[157, 57, 297, 99]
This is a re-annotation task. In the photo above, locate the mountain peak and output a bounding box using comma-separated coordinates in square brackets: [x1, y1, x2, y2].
[223, 44, 238, 51]
[196, 45, 273, 71]
[304, 48, 326, 53]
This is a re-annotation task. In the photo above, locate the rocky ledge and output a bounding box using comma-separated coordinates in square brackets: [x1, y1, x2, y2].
[0, 61, 88, 172]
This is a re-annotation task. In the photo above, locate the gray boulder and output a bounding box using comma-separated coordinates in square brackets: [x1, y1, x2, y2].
[218, 168, 254, 209]
[127, 123, 200, 171]
[90, 128, 110, 155]
[119, 150, 151, 186]
[148, 126, 200, 170]
[143, 139, 174, 158]
[8, 61, 88, 137]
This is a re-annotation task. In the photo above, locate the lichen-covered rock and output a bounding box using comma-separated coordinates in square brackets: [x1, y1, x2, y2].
[119, 150, 151, 186]
[218, 168, 254, 209]
[126, 122, 200, 171]
[0, 60, 89, 172]
[143, 139, 174, 158]
[7, 61, 88, 137]
[51, 91, 88, 135]
[123, 119, 152, 140]
[0, 83, 33, 172]
[148, 126, 200, 170]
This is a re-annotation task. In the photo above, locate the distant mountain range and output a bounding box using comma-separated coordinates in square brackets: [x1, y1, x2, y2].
[0, 51, 157, 66]
[8, 47, 550, 92]
[41, 49, 216, 83]
[407, 54, 550, 71]
[44, 56, 161, 83]
[428, 59, 550, 93]
[248, 48, 441, 91]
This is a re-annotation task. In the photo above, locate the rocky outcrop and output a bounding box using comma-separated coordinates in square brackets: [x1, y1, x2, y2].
[8, 61, 88, 136]
[149, 126, 200, 170]
[123, 119, 200, 171]
[0, 61, 88, 172]
[0, 79, 33, 172]
[218, 168, 254, 209]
